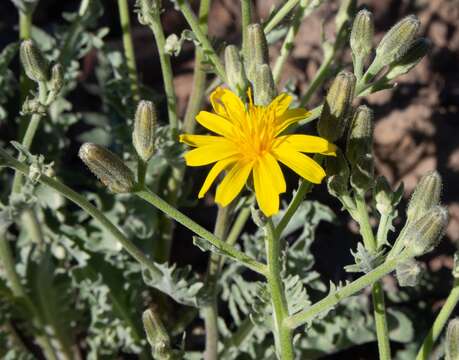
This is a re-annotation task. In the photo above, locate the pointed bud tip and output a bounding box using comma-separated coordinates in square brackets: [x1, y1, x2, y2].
[133, 100, 157, 162]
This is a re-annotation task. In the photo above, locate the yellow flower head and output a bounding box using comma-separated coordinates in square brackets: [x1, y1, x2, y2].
[179, 87, 336, 217]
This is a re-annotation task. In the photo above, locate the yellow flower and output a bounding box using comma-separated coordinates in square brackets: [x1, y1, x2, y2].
[179, 87, 337, 217]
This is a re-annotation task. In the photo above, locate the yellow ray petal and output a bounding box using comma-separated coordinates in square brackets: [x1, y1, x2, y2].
[215, 161, 254, 206]
[269, 93, 292, 117]
[179, 134, 227, 147]
[220, 89, 246, 124]
[210, 87, 227, 117]
[198, 156, 238, 198]
[275, 108, 310, 135]
[273, 143, 326, 184]
[196, 111, 234, 138]
[253, 156, 283, 216]
[262, 153, 286, 193]
[184, 141, 239, 166]
[274, 135, 337, 156]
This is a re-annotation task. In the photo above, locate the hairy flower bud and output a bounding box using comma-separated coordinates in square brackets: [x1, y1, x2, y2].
[404, 206, 448, 257]
[133, 100, 157, 162]
[375, 15, 420, 67]
[346, 105, 373, 164]
[253, 64, 276, 106]
[20, 40, 50, 83]
[374, 176, 403, 216]
[350, 9, 374, 60]
[50, 63, 64, 93]
[326, 149, 350, 198]
[350, 153, 374, 194]
[385, 38, 431, 80]
[406, 171, 442, 222]
[318, 71, 356, 142]
[79, 143, 135, 193]
[446, 318, 459, 360]
[396, 258, 422, 287]
[245, 23, 269, 83]
[143, 308, 173, 359]
[225, 45, 248, 96]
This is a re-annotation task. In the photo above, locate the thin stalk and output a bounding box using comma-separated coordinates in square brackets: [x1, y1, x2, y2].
[376, 212, 392, 249]
[0, 151, 163, 278]
[137, 159, 147, 188]
[240, 0, 251, 52]
[284, 256, 405, 330]
[265, 219, 294, 360]
[354, 195, 376, 251]
[416, 279, 459, 360]
[135, 187, 267, 275]
[19, 10, 33, 108]
[147, 7, 179, 136]
[263, 0, 301, 34]
[203, 205, 231, 360]
[299, 53, 334, 107]
[386, 224, 409, 260]
[272, 2, 306, 84]
[117, 0, 140, 103]
[175, 0, 227, 82]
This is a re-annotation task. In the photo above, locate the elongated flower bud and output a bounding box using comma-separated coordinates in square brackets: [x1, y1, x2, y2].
[350, 10, 374, 60]
[20, 40, 49, 83]
[406, 171, 442, 222]
[253, 64, 276, 106]
[50, 63, 64, 93]
[404, 206, 448, 257]
[318, 71, 356, 142]
[375, 15, 420, 67]
[133, 100, 156, 162]
[346, 105, 373, 164]
[245, 23, 269, 83]
[79, 143, 135, 193]
[446, 319, 459, 360]
[225, 45, 248, 96]
[142, 308, 172, 358]
[385, 38, 431, 80]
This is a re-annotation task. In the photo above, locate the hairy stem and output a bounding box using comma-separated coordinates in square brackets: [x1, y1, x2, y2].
[117, 0, 140, 103]
[416, 279, 459, 360]
[265, 219, 294, 360]
[240, 0, 251, 52]
[263, 0, 301, 34]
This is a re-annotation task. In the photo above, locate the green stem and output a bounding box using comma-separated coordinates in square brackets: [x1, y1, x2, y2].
[137, 159, 147, 188]
[203, 205, 231, 360]
[240, 0, 251, 52]
[19, 10, 33, 108]
[135, 188, 267, 275]
[299, 53, 334, 107]
[146, 6, 179, 136]
[387, 224, 409, 260]
[285, 256, 405, 330]
[376, 212, 392, 249]
[354, 195, 376, 251]
[416, 279, 459, 360]
[263, 0, 301, 34]
[0, 234, 26, 298]
[117, 0, 140, 103]
[175, 0, 227, 83]
[265, 219, 294, 360]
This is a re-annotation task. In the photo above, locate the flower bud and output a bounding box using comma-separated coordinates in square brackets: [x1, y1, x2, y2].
[50, 63, 64, 93]
[406, 171, 442, 223]
[133, 100, 157, 162]
[350, 9, 374, 60]
[374, 176, 403, 216]
[375, 15, 420, 67]
[142, 307, 173, 359]
[318, 71, 356, 142]
[225, 45, 248, 96]
[404, 206, 448, 257]
[396, 258, 422, 287]
[346, 105, 373, 165]
[245, 23, 269, 83]
[446, 318, 459, 360]
[253, 64, 276, 106]
[20, 40, 50, 83]
[326, 149, 350, 198]
[350, 153, 374, 194]
[79, 143, 135, 193]
[385, 38, 431, 80]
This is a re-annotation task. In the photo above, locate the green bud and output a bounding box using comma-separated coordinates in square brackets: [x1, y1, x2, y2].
[50, 63, 64, 93]
[374, 176, 403, 215]
[326, 149, 350, 198]
[446, 318, 459, 360]
[404, 206, 448, 257]
[245, 23, 269, 83]
[395, 258, 422, 287]
[225, 45, 248, 96]
[406, 171, 442, 222]
[318, 71, 356, 142]
[350, 153, 374, 194]
[79, 143, 135, 193]
[385, 38, 431, 80]
[20, 40, 50, 83]
[253, 64, 276, 106]
[350, 10, 374, 60]
[143, 308, 173, 359]
[375, 15, 420, 67]
[346, 105, 373, 164]
[133, 100, 157, 162]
